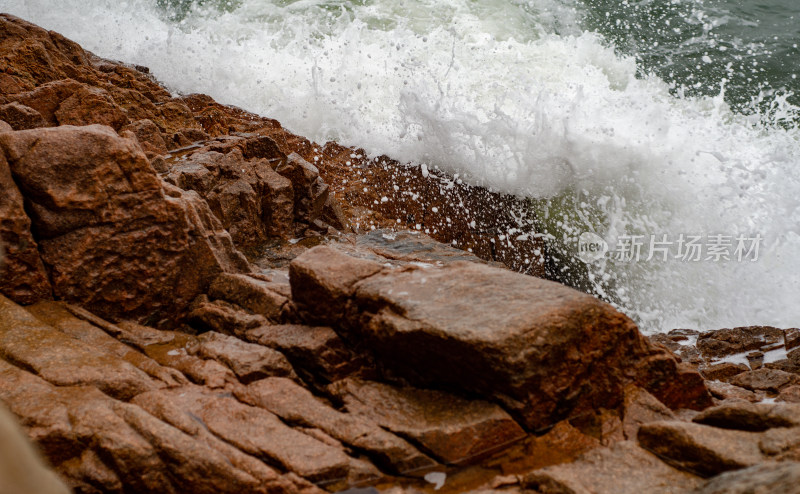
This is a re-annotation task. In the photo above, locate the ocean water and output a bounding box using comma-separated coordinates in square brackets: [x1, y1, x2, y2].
[3, 0, 799, 333]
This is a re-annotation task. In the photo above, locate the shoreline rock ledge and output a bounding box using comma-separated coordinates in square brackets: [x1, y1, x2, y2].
[2, 12, 800, 494]
[290, 245, 711, 431]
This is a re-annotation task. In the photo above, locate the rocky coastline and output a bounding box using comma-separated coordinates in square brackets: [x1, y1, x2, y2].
[1, 13, 799, 493]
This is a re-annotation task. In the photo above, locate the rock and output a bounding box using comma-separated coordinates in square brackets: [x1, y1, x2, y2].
[276, 152, 325, 224]
[328, 378, 527, 465]
[188, 298, 267, 337]
[0, 146, 51, 304]
[53, 85, 128, 130]
[289, 246, 383, 325]
[523, 441, 703, 494]
[0, 358, 319, 494]
[786, 328, 800, 351]
[766, 347, 800, 375]
[133, 385, 380, 486]
[26, 300, 187, 387]
[0, 294, 157, 400]
[728, 368, 800, 393]
[0, 404, 71, 494]
[637, 421, 764, 477]
[692, 402, 800, 431]
[189, 331, 296, 383]
[244, 324, 364, 383]
[694, 462, 800, 494]
[208, 273, 289, 321]
[696, 326, 784, 359]
[123, 118, 168, 157]
[0, 125, 250, 324]
[778, 385, 800, 403]
[758, 427, 800, 461]
[0, 101, 47, 130]
[700, 362, 749, 381]
[166, 148, 295, 246]
[704, 381, 760, 403]
[239, 377, 436, 474]
[290, 246, 710, 430]
[621, 386, 677, 440]
[480, 421, 601, 478]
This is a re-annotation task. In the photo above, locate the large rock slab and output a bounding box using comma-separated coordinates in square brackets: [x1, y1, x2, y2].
[0, 124, 249, 324]
[692, 402, 800, 431]
[290, 246, 710, 430]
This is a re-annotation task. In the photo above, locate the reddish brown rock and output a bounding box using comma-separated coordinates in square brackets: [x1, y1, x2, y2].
[778, 385, 800, 403]
[766, 347, 800, 375]
[133, 385, 380, 486]
[637, 421, 764, 477]
[208, 273, 289, 321]
[523, 441, 702, 494]
[276, 152, 328, 225]
[123, 118, 168, 157]
[696, 326, 784, 359]
[328, 378, 527, 465]
[705, 381, 760, 403]
[0, 145, 51, 304]
[240, 377, 435, 474]
[0, 101, 47, 130]
[727, 368, 800, 393]
[700, 362, 749, 381]
[0, 294, 157, 400]
[165, 148, 295, 246]
[0, 359, 318, 494]
[621, 386, 677, 440]
[188, 298, 267, 337]
[0, 124, 249, 324]
[692, 402, 800, 431]
[290, 246, 710, 430]
[189, 331, 296, 383]
[244, 324, 365, 383]
[53, 85, 128, 130]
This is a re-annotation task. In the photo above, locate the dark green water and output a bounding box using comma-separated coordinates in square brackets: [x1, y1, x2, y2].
[581, 0, 800, 125]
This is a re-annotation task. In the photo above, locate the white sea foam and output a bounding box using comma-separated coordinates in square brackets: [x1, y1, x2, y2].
[3, 0, 799, 333]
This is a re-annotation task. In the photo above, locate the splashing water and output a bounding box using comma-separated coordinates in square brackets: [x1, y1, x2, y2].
[3, 0, 799, 333]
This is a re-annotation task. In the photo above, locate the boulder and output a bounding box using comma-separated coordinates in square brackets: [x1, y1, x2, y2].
[621, 386, 677, 440]
[290, 246, 710, 430]
[700, 362, 749, 381]
[328, 378, 527, 464]
[0, 124, 249, 324]
[208, 273, 289, 321]
[637, 421, 764, 477]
